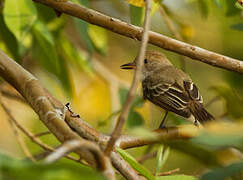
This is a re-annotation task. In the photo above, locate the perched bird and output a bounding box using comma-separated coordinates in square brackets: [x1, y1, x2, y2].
[120, 50, 214, 128]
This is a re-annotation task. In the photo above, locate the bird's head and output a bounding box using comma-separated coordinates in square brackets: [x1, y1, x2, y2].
[120, 50, 172, 73]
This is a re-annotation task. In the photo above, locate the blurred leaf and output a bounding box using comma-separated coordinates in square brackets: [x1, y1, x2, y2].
[157, 175, 198, 180]
[33, 20, 60, 74]
[225, 0, 240, 16]
[127, 110, 144, 128]
[116, 147, 155, 180]
[35, 3, 56, 23]
[235, 1, 243, 10]
[201, 161, 243, 180]
[0, 153, 105, 180]
[127, 0, 145, 7]
[32, 21, 72, 95]
[198, 0, 209, 18]
[212, 85, 243, 119]
[213, 0, 222, 8]
[73, 18, 94, 53]
[156, 146, 170, 176]
[119, 87, 144, 109]
[0, 15, 20, 60]
[127, 127, 157, 139]
[59, 34, 93, 74]
[231, 23, 243, 31]
[129, 4, 143, 26]
[3, 0, 37, 43]
[88, 24, 108, 55]
[156, 145, 164, 175]
[192, 131, 243, 150]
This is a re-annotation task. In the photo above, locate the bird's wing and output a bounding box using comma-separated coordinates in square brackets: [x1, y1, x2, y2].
[142, 76, 191, 118]
[183, 81, 203, 104]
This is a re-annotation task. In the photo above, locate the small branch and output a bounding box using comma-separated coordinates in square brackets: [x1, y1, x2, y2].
[33, 0, 243, 73]
[45, 140, 115, 180]
[0, 97, 80, 162]
[104, 0, 152, 156]
[34, 131, 51, 137]
[0, 95, 35, 162]
[1, 87, 26, 103]
[137, 152, 157, 163]
[156, 168, 180, 176]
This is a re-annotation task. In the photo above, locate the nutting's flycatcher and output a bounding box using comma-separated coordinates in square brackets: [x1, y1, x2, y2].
[121, 50, 214, 128]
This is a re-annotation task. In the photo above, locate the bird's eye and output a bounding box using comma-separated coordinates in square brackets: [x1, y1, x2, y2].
[144, 59, 148, 64]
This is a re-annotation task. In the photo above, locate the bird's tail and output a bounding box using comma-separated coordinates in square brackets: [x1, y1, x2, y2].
[191, 102, 214, 123]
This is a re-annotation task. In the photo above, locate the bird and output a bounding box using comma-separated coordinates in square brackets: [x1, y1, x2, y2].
[120, 50, 214, 128]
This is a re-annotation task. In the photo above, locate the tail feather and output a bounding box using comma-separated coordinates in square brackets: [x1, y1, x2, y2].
[191, 102, 214, 123]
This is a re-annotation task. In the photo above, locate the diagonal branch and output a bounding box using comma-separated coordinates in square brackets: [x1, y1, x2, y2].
[45, 139, 115, 180]
[33, 0, 243, 73]
[0, 49, 114, 179]
[104, 0, 152, 156]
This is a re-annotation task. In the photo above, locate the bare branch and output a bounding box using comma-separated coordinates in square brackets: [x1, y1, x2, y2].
[45, 140, 115, 180]
[33, 0, 243, 73]
[104, 0, 152, 156]
[137, 152, 157, 164]
[156, 168, 180, 176]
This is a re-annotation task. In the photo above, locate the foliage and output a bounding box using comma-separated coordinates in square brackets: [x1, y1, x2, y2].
[0, 153, 105, 180]
[1, 0, 243, 179]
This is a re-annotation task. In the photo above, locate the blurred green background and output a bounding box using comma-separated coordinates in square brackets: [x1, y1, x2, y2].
[0, 0, 243, 179]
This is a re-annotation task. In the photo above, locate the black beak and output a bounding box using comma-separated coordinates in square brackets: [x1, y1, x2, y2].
[120, 62, 136, 70]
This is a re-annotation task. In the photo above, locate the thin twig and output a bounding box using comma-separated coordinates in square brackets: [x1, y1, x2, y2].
[137, 152, 157, 164]
[0, 95, 35, 162]
[156, 168, 180, 176]
[33, 0, 243, 73]
[34, 131, 51, 137]
[104, 0, 152, 156]
[45, 140, 115, 180]
[0, 97, 80, 163]
[159, 4, 186, 71]
[205, 95, 221, 108]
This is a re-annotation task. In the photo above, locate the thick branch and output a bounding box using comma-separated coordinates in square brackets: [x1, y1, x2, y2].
[0, 49, 113, 176]
[33, 0, 243, 73]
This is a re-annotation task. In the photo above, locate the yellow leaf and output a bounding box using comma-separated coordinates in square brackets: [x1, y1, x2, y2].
[127, 0, 145, 7]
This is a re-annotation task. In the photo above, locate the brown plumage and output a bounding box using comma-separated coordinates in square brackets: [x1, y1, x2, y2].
[121, 50, 214, 128]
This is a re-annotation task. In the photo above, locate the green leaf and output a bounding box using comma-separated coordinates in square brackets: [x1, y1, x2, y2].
[32, 21, 72, 95]
[0, 15, 20, 61]
[211, 85, 243, 119]
[235, 1, 243, 10]
[201, 161, 243, 180]
[156, 145, 164, 175]
[127, 111, 144, 128]
[0, 153, 105, 180]
[32, 20, 60, 74]
[73, 18, 94, 53]
[156, 146, 170, 176]
[198, 0, 209, 18]
[231, 23, 243, 31]
[3, 0, 37, 43]
[88, 24, 108, 55]
[225, 0, 240, 16]
[129, 4, 144, 26]
[59, 34, 93, 74]
[116, 147, 155, 180]
[213, 0, 222, 8]
[191, 131, 243, 150]
[157, 175, 198, 180]
[119, 87, 144, 109]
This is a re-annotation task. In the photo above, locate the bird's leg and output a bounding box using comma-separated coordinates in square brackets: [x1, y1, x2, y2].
[159, 111, 168, 129]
